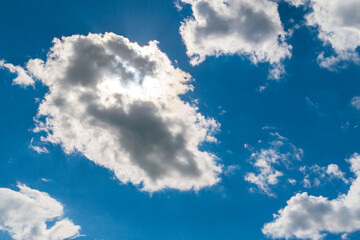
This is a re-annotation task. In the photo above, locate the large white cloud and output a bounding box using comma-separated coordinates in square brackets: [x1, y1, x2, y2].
[287, 0, 360, 70]
[0, 184, 80, 240]
[7, 33, 221, 192]
[263, 153, 360, 240]
[179, 0, 292, 79]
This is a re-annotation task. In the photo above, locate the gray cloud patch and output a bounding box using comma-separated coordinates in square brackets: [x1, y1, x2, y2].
[195, 1, 278, 44]
[63, 37, 155, 88]
[86, 101, 201, 180]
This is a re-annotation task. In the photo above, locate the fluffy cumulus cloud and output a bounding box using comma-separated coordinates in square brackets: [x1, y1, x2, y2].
[179, 0, 292, 79]
[263, 153, 360, 240]
[287, 0, 360, 69]
[7, 33, 221, 192]
[244, 132, 303, 197]
[0, 184, 80, 240]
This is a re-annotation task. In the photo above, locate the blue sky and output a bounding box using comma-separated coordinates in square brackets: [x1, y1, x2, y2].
[1, 0, 360, 239]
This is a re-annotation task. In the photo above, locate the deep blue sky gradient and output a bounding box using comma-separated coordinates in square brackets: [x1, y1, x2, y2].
[1, 1, 360, 239]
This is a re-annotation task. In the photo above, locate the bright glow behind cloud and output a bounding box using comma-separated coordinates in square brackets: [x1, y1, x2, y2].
[16, 33, 221, 192]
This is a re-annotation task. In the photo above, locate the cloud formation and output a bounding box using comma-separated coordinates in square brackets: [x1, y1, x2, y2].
[288, 0, 360, 69]
[9, 33, 221, 192]
[179, 0, 292, 79]
[300, 163, 349, 188]
[244, 132, 303, 197]
[0, 60, 34, 86]
[263, 153, 360, 240]
[0, 184, 80, 240]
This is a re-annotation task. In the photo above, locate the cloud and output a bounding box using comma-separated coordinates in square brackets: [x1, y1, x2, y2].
[288, 0, 360, 70]
[0, 184, 80, 240]
[351, 96, 360, 110]
[288, 178, 297, 185]
[326, 164, 348, 183]
[263, 153, 360, 240]
[223, 165, 241, 176]
[29, 138, 49, 154]
[0, 60, 34, 86]
[244, 132, 303, 197]
[179, 0, 292, 79]
[284, 0, 309, 7]
[7, 33, 221, 192]
[300, 163, 349, 188]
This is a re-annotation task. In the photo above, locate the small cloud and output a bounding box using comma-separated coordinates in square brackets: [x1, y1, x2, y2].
[29, 138, 48, 154]
[305, 96, 319, 109]
[262, 126, 277, 131]
[223, 165, 241, 176]
[218, 106, 227, 116]
[41, 178, 52, 182]
[351, 96, 360, 110]
[174, 0, 183, 11]
[244, 130, 303, 197]
[257, 85, 267, 92]
[299, 163, 349, 188]
[342, 233, 349, 240]
[0, 60, 35, 87]
[303, 175, 311, 188]
[284, 0, 309, 7]
[288, 178, 296, 185]
[0, 184, 80, 239]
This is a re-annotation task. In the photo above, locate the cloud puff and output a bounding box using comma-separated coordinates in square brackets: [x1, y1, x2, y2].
[29, 138, 49, 154]
[284, 0, 309, 7]
[288, 0, 360, 69]
[0, 184, 80, 240]
[9, 33, 221, 192]
[179, 0, 292, 79]
[351, 96, 360, 110]
[263, 153, 360, 240]
[244, 132, 303, 197]
[326, 164, 348, 183]
[0, 60, 34, 86]
[300, 163, 349, 188]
